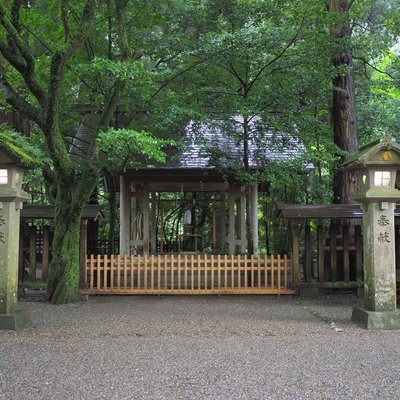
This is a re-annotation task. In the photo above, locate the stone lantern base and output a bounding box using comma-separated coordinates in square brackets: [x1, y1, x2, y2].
[0, 308, 30, 330]
[352, 307, 400, 329]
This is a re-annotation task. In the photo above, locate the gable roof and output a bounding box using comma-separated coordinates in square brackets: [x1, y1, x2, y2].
[162, 117, 308, 170]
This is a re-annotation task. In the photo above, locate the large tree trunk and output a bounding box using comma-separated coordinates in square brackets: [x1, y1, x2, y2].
[47, 173, 97, 303]
[329, 0, 358, 204]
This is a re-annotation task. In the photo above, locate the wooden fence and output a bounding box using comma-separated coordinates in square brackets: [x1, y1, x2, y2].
[82, 254, 295, 295]
[19, 225, 51, 286]
[278, 204, 369, 290]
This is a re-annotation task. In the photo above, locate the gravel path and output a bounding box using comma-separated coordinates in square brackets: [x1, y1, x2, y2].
[1, 295, 400, 400]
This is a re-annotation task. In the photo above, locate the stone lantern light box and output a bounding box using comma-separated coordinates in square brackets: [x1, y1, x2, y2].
[343, 135, 400, 329]
[0, 132, 36, 330]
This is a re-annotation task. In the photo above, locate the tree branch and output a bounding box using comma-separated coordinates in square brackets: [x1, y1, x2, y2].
[353, 56, 395, 79]
[61, 0, 70, 42]
[0, 72, 43, 125]
[246, 12, 307, 95]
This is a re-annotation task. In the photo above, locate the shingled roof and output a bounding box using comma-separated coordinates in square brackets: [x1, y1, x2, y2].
[163, 117, 307, 170]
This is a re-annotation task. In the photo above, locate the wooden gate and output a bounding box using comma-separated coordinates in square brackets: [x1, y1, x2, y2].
[81, 254, 295, 295]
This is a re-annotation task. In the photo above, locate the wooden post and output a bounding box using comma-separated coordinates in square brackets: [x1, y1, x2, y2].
[220, 191, 226, 253]
[160, 204, 164, 254]
[138, 184, 150, 255]
[79, 219, 88, 290]
[330, 222, 337, 282]
[290, 220, 300, 289]
[119, 175, 130, 255]
[228, 184, 235, 255]
[342, 224, 350, 282]
[304, 222, 312, 283]
[212, 200, 217, 254]
[251, 184, 259, 256]
[317, 225, 325, 283]
[150, 191, 156, 254]
[42, 225, 50, 282]
[29, 226, 36, 283]
[239, 186, 246, 254]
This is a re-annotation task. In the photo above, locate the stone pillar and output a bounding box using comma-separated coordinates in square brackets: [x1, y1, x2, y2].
[352, 201, 400, 328]
[0, 187, 30, 329]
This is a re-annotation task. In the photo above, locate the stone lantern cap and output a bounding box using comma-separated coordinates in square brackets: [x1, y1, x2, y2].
[343, 136, 400, 203]
[342, 135, 400, 171]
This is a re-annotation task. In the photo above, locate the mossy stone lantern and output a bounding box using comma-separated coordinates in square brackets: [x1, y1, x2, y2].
[0, 133, 35, 330]
[343, 136, 400, 329]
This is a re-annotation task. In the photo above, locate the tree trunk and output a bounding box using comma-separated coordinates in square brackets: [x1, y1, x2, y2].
[329, 0, 358, 204]
[47, 174, 97, 303]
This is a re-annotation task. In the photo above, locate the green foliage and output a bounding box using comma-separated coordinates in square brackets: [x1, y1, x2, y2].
[97, 128, 175, 172]
[0, 127, 45, 168]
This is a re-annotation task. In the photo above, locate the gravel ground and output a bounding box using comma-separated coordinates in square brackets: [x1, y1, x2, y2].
[1, 294, 400, 400]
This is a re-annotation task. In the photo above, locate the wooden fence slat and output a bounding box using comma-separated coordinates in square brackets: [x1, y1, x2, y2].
[104, 254, 109, 290]
[244, 255, 248, 289]
[231, 255, 234, 289]
[251, 255, 254, 289]
[83, 255, 296, 295]
[138, 255, 141, 290]
[224, 255, 228, 289]
[90, 255, 94, 290]
[144, 255, 148, 290]
[97, 255, 103, 290]
[277, 255, 281, 290]
[178, 255, 181, 290]
[198, 255, 201, 290]
[117, 254, 121, 290]
[157, 255, 161, 289]
[217, 255, 221, 290]
[211, 255, 215, 289]
[151, 255, 155, 291]
[191, 255, 194, 290]
[284, 255, 288, 289]
[171, 254, 175, 290]
[124, 255, 128, 290]
[130, 255, 134, 289]
[270, 255, 273, 290]
[257, 255, 261, 289]
[184, 255, 188, 290]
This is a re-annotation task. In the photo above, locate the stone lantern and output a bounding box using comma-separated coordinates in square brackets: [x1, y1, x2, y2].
[343, 136, 400, 329]
[0, 135, 32, 330]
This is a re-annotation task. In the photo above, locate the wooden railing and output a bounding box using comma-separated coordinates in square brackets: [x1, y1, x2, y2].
[82, 254, 295, 295]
